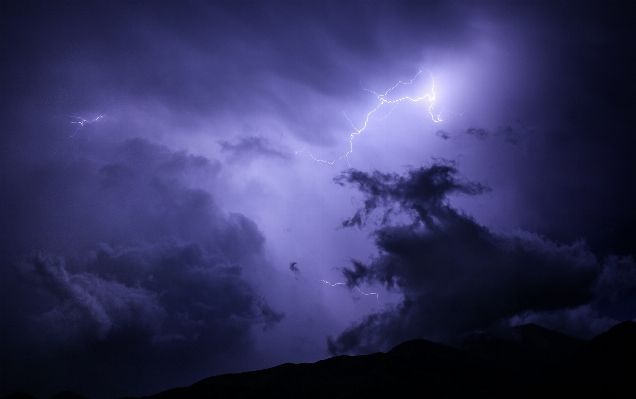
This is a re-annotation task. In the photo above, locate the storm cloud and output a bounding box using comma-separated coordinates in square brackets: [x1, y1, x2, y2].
[328, 163, 630, 354]
[0, 137, 281, 398]
[1, 1, 635, 398]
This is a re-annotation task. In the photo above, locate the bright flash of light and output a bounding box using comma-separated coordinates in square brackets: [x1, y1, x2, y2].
[319, 279, 379, 300]
[68, 115, 104, 137]
[296, 70, 442, 166]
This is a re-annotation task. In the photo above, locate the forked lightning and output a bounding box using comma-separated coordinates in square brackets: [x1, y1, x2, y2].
[296, 70, 442, 166]
[68, 115, 104, 137]
[319, 279, 379, 300]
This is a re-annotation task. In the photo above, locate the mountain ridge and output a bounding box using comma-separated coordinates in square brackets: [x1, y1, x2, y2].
[4, 321, 635, 399]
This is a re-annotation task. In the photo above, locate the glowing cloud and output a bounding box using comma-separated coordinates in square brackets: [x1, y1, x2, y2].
[296, 70, 442, 166]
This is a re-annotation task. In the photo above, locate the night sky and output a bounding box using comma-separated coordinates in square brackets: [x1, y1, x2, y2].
[1, 1, 635, 398]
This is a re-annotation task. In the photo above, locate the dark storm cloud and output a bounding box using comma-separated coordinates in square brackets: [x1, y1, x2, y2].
[595, 256, 636, 302]
[506, 256, 636, 340]
[333, 162, 489, 229]
[218, 136, 291, 163]
[0, 137, 281, 398]
[328, 163, 611, 355]
[1, 0, 635, 397]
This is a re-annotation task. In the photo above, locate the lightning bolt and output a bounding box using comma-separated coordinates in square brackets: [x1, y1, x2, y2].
[319, 279, 379, 300]
[68, 115, 104, 137]
[296, 69, 443, 166]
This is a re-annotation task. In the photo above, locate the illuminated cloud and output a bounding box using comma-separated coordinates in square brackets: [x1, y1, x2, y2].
[1, 1, 634, 398]
[0, 138, 281, 397]
[295, 69, 442, 166]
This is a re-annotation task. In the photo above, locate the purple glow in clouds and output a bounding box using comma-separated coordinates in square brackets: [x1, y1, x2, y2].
[1, 1, 635, 398]
[294, 69, 443, 166]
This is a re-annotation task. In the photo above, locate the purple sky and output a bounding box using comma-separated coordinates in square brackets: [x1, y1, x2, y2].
[1, 1, 635, 398]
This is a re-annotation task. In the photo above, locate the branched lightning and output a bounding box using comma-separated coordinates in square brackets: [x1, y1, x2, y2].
[68, 115, 104, 137]
[296, 69, 443, 166]
[319, 279, 379, 300]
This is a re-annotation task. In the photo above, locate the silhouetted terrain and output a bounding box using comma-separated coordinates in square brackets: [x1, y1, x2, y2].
[558, 321, 636, 397]
[130, 343, 510, 399]
[4, 322, 635, 399]
[461, 323, 589, 380]
[1, 392, 88, 399]
[48, 392, 89, 399]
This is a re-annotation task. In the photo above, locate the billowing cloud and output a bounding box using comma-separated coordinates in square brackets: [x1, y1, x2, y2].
[1, 1, 635, 398]
[506, 256, 636, 340]
[328, 163, 615, 355]
[0, 138, 281, 398]
[333, 162, 490, 229]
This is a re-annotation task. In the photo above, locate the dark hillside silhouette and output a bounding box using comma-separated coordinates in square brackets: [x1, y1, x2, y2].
[4, 322, 636, 399]
[48, 392, 89, 399]
[461, 323, 588, 380]
[558, 321, 636, 397]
